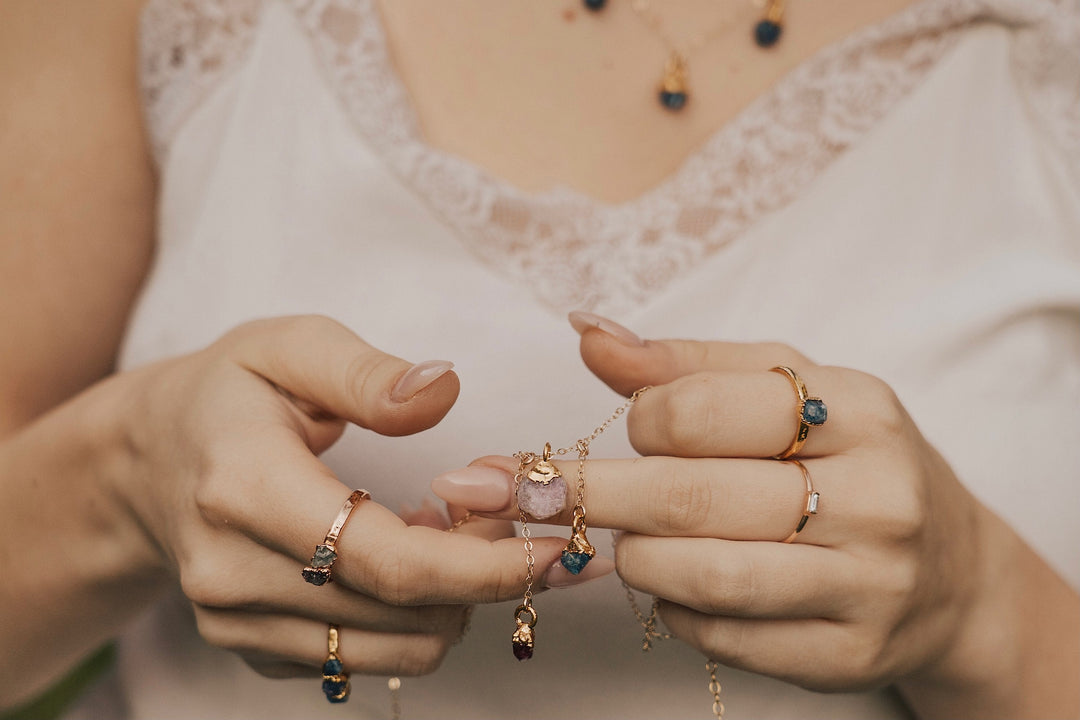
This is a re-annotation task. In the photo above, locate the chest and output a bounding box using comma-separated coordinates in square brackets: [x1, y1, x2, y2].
[375, 0, 920, 203]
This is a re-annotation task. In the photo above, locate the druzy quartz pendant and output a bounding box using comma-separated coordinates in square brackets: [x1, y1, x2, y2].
[517, 443, 567, 520]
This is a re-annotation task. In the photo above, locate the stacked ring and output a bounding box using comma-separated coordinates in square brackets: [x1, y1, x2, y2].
[782, 459, 819, 543]
[302, 489, 370, 586]
[321, 625, 350, 703]
[769, 366, 827, 459]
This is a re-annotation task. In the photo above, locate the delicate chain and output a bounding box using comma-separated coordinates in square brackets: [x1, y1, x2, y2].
[512, 456, 538, 609]
[618, 575, 674, 651]
[448, 511, 474, 532]
[388, 677, 402, 720]
[553, 387, 651, 456]
[630, 0, 753, 60]
[707, 661, 725, 719]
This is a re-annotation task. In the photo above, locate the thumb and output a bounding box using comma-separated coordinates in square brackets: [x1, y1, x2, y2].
[219, 315, 460, 438]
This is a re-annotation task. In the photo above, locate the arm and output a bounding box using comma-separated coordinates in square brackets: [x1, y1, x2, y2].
[0, 0, 159, 706]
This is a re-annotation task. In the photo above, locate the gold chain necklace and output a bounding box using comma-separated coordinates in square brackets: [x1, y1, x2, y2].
[511, 387, 726, 717]
[586, 0, 787, 111]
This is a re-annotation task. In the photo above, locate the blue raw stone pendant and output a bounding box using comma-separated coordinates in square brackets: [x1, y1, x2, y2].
[754, 19, 782, 47]
[659, 90, 688, 111]
[561, 550, 592, 575]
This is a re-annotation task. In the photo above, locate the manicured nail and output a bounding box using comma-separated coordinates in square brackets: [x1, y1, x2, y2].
[390, 360, 454, 402]
[567, 311, 646, 347]
[542, 555, 616, 588]
[431, 466, 513, 512]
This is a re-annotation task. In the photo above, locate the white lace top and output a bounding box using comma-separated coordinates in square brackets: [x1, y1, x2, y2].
[78, 0, 1080, 717]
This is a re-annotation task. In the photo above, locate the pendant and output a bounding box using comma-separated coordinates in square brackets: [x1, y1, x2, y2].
[561, 524, 597, 575]
[658, 52, 688, 111]
[517, 443, 567, 520]
[754, 0, 785, 47]
[511, 604, 538, 660]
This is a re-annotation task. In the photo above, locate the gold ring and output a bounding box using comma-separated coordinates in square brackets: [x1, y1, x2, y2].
[321, 624, 350, 703]
[782, 459, 819, 543]
[769, 366, 827, 459]
[302, 489, 370, 586]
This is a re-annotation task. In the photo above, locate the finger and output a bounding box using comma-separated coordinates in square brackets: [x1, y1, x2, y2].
[192, 608, 460, 678]
[659, 603, 866, 693]
[626, 366, 900, 459]
[615, 535, 856, 619]
[434, 455, 847, 544]
[571, 311, 812, 395]
[182, 538, 469, 633]
[220, 315, 459, 437]
[203, 430, 572, 604]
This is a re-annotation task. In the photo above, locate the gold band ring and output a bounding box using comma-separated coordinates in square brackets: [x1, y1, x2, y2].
[302, 489, 370, 586]
[782, 459, 819, 543]
[769, 366, 827, 459]
[321, 624, 351, 703]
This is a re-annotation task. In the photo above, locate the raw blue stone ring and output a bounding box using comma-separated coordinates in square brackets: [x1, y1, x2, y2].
[302, 489, 371, 586]
[769, 366, 827, 460]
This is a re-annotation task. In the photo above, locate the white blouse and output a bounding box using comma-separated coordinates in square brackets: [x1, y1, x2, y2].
[77, 0, 1080, 717]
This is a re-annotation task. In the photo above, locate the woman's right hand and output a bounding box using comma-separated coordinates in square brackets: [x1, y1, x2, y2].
[99, 315, 577, 679]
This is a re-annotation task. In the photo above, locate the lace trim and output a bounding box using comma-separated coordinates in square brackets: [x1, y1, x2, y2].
[140, 0, 262, 161]
[139, 0, 1079, 316]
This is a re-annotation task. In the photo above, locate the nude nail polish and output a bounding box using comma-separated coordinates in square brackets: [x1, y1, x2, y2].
[390, 360, 454, 402]
[431, 466, 514, 512]
[567, 311, 646, 347]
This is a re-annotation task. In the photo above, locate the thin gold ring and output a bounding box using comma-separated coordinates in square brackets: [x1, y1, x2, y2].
[302, 489, 370, 586]
[769, 366, 827, 459]
[782, 459, 819, 543]
[321, 624, 350, 703]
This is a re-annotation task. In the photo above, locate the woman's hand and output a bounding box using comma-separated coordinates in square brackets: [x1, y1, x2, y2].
[111, 314, 601, 678]
[2, 315, 604, 706]
[432, 315, 1079, 719]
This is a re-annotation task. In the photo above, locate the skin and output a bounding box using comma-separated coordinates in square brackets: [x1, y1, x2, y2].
[1, 0, 1075, 716]
[437, 326, 1080, 718]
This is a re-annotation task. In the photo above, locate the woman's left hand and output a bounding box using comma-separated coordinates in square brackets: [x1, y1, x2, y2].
[433, 319, 1079, 719]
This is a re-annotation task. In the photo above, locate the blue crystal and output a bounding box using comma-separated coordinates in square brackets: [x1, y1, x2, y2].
[561, 551, 592, 575]
[322, 677, 349, 703]
[583, 0, 606, 10]
[322, 658, 343, 675]
[802, 399, 827, 426]
[754, 20, 782, 47]
[302, 568, 330, 586]
[659, 90, 687, 111]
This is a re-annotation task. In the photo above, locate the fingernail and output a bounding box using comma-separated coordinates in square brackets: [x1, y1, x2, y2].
[390, 360, 455, 402]
[431, 466, 513, 512]
[542, 555, 616, 589]
[567, 311, 646, 347]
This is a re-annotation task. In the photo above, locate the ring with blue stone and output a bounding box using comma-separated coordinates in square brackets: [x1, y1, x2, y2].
[322, 625, 351, 703]
[302, 489, 371, 586]
[769, 366, 827, 460]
